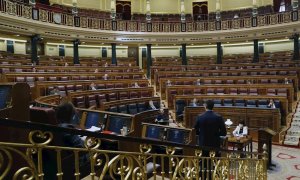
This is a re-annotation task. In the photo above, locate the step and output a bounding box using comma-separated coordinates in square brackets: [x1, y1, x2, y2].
[286, 130, 300, 136]
[284, 141, 299, 146]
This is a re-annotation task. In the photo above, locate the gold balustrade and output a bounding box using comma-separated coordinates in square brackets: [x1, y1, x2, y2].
[0, 119, 268, 180]
[0, 0, 296, 33]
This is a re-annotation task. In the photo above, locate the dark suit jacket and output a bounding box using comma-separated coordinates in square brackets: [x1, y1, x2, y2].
[58, 123, 84, 148]
[194, 111, 226, 148]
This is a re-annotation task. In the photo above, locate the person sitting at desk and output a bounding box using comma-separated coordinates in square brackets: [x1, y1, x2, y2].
[50, 86, 60, 95]
[149, 100, 157, 110]
[103, 74, 109, 80]
[267, 99, 276, 108]
[155, 108, 169, 125]
[133, 82, 140, 88]
[189, 98, 198, 107]
[89, 82, 97, 90]
[232, 120, 248, 137]
[284, 78, 291, 84]
[195, 79, 201, 86]
[166, 80, 172, 86]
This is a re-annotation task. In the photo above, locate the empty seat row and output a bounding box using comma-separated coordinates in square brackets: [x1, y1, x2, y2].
[14, 74, 145, 83]
[158, 70, 297, 80]
[175, 99, 280, 118]
[46, 82, 149, 95]
[169, 88, 287, 96]
[108, 101, 160, 115]
[167, 79, 291, 85]
[72, 91, 153, 108]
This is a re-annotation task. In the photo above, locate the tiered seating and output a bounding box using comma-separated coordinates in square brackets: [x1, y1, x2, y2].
[158, 75, 298, 99]
[101, 97, 160, 114]
[165, 84, 294, 108]
[1, 72, 145, 83]
[68, 87, 154, 109]
[34, 79, 149, 97]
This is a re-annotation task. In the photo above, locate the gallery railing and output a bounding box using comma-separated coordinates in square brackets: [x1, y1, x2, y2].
[0, 0, 298, 33]
[0, 118, 268, 179]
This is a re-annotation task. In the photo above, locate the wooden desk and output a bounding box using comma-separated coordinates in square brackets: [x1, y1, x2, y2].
[228, 136, 253, 152]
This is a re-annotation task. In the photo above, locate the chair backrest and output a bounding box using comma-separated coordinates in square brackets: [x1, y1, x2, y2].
[108, 106, 118, 112]
[258, 99, 268, 108]
[234, 99, 245, 106]
[214, 99, 222, 106]
[84, 111, 101, 128]
[107, 116, 131, 134]
[166, 129, 186, 144]
[137, 102, 147, 112]
[128, 103, 138, 114]
[30, 107, 58, 125]
[145, 125, 165, 140]
[246, 100, 257, 107]
[118, 105, 128, 114]
[223, 99, 233, 106]
[175, 100, 187, 114]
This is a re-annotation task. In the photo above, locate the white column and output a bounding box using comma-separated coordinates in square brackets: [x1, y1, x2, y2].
[146, 0, 151, 13]
[146, 0, 151, 22]
[72, 0, 77, 6]
[253, 0, 257, 7]
[252, 0, 258, 17]
[216, 0, 221, 21]
[216, 0, 220, 11]
[111, 0, 116, 20]
[180, 0, 185, 22]
[111, 0, 116, 10]
[180, 0, 185, 13]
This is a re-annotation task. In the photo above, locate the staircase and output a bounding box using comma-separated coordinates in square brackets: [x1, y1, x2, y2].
[0, 86, 11, 109]
[284, 103, 300, 146]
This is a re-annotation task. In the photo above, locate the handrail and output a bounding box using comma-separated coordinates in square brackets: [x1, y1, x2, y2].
[0, 117, 260, 155]
[0, 0, 297, 33]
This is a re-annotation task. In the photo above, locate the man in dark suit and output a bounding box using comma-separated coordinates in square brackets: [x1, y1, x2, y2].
[194, 100, 226, 148]
[194, 100, 226, 179]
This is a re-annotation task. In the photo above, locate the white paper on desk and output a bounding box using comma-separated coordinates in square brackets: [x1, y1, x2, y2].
[86, 126, 101, 132]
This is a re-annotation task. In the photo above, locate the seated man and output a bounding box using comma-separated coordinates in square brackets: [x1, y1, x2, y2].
[232, 120, 248, 137]
[189, 98, 198, 106]
[148, 100, 157, 110]
[133, 82, 140, 88]
[267, 99, 276, 108]
[155, 108, 169, 125]
[195, 79, 201, 86]
[89, 82, 97, 90]
[103, 74, 109, 80]
[166, 80, 172, 86]
[50, 86, 60, 95]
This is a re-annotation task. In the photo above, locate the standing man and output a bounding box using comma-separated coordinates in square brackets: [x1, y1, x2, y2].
[194, 100, 226, 148]
[194, 100, 226, 179]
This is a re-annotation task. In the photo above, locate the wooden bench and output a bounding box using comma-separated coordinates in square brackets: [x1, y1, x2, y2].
[0, 65, 141, 73]
[150, 61, 300, 81]
[1, 72, 146, 82]
[159, 75, 298, 99]
[101, 97, 161, 112]
[165, 84, 295, 108]
[67, 87, 154, 109]
[33, 79, 150, 98]
[154, 68, 300, 87]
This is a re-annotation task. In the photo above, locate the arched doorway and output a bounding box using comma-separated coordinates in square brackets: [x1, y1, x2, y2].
[193, 1, 208, 21]
[116, 1, 131, 20]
